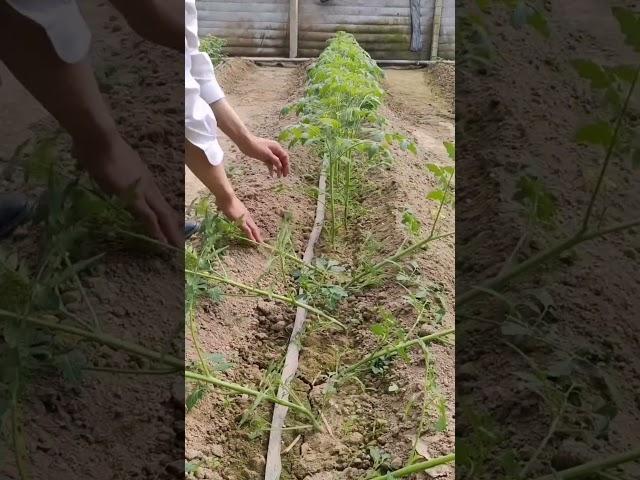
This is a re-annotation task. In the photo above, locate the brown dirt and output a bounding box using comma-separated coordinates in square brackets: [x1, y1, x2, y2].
[186, 61, 454, 479]
[456, 1, 640, 478]
[1, 2, 184, 479]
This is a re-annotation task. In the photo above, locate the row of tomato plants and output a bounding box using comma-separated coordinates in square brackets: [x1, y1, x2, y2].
[280, 32, 416, 243]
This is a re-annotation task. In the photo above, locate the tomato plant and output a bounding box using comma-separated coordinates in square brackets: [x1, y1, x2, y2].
[280, 32, 417, 243]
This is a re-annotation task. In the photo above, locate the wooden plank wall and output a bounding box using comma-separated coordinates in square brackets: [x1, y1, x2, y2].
[437, 0, 455, 59]
[197, 0, 289, 57]
[298, 0, 435, 60]
[196, 0, 455, 60]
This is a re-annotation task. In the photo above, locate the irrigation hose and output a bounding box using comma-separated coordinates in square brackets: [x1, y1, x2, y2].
[265, 155, 330, 479]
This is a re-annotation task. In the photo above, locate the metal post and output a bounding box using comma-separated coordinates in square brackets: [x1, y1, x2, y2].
[289, 0, 299, 58]
[430, 0, 444, 60]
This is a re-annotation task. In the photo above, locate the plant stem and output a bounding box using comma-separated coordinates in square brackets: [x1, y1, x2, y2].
[12, 397, 30, 480]
[84, 366, 180, 375]
[456, 216, 640, 308]
[581, 65, 640, 233]
[0, 309, 322, 427]
[64, 254, 100, 331]
[232, 235, 327, 277]
[520, 384, 575, 478]
[369, 453, 455, 480]
[429, 169, 454, 238]
[338, 328, 454, 378]
[389, 232, 455, 264]
[349, 232, 454, 286]
[0, 309, 185, 368]
[343, 159, 351, 231]
[185, 269, 346, 329]
[531, 445, 640, 480]
[115, 228, 181, 253]
[188, 307, 212, 377]
[330, 154, 337, 244]
[410, 341, 432, 464]
[185, 371, 321, 430]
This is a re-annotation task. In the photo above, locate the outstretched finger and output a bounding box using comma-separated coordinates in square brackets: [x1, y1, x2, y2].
[246, 216, 264, 243]
[239, 220, 258, 243]
[147, 190, 182, 247]
[130, 197, 167, 244]
[267, 151, 283, 178]
[269, 143, 290, 177]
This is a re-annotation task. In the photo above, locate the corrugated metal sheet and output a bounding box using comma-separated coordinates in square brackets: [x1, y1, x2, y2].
[196, 0, 455, 60]
[197, 0, 289, 57]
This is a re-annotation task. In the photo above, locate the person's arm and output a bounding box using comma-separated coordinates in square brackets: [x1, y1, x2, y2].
[185, 36, 225, 166]
[184, 0, 290, 177]
[185, 141, 263, 242]
[211, 98, 290, 178]
[0, 2, 181, 246]
[108, 0, 182, 51]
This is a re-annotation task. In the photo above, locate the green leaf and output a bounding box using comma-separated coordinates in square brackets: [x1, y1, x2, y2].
[571, 60, 611, 89]
[576, 121, 613, 147]
[527, 11, 550, 37]
[513, 175, 556, 222]
[546, 359, 574, 378]
[443, 141, 455, 160]
[31, 285, 60, 311]
[48, 253, 104, 287]
[427, 190, 445, 202]
[370, 323, 387, 338]
[612, 7, 640, 52]
[426, 164, 443, 176]
[407, 142, 418, 155]
[24, 135, 60, 185]
[435, 401, 448, 432]
[609, 65, 638, 83]
[402, 210, 422, 237]
[186, 386, 207, 412]
[632, 149, 640, 170]
[207, 353, 232, 372]
[501, 322, 530, 336]
[55, 351, 87, 383]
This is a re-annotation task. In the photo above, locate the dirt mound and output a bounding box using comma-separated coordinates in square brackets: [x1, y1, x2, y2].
[215, 58, 259, 94]
[426, 63, 455, 114]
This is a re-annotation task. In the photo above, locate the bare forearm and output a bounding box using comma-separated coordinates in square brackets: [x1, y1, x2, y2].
[109, 0, 183, 51]
[210, 98, 254, 152]
[210, 98, 290, 178]
[185, 140, 235, 203]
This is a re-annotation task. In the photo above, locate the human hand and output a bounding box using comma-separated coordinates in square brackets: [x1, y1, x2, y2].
[240, 135, 290, 178]
[216, 194, 263, 243]
[74, 134, 182, 247]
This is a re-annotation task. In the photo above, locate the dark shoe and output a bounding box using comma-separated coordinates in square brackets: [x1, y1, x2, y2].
[0, 192, 30, 239]
[185, 220, 201, 240]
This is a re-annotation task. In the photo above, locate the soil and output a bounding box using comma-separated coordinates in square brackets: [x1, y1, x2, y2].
[185, 59, 455, 479]
[1, 2, 184, 479]
[456, 1, 640, 478]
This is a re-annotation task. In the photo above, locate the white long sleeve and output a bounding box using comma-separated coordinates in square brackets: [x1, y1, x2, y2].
[6, 0, 90, 64]
[185, 0, 225, 165]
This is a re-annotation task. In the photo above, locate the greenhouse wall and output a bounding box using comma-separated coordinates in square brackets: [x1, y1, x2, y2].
[197, 0, 455, 60]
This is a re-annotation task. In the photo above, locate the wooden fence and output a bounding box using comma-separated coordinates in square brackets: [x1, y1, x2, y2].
[197, 0, 455, 60]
